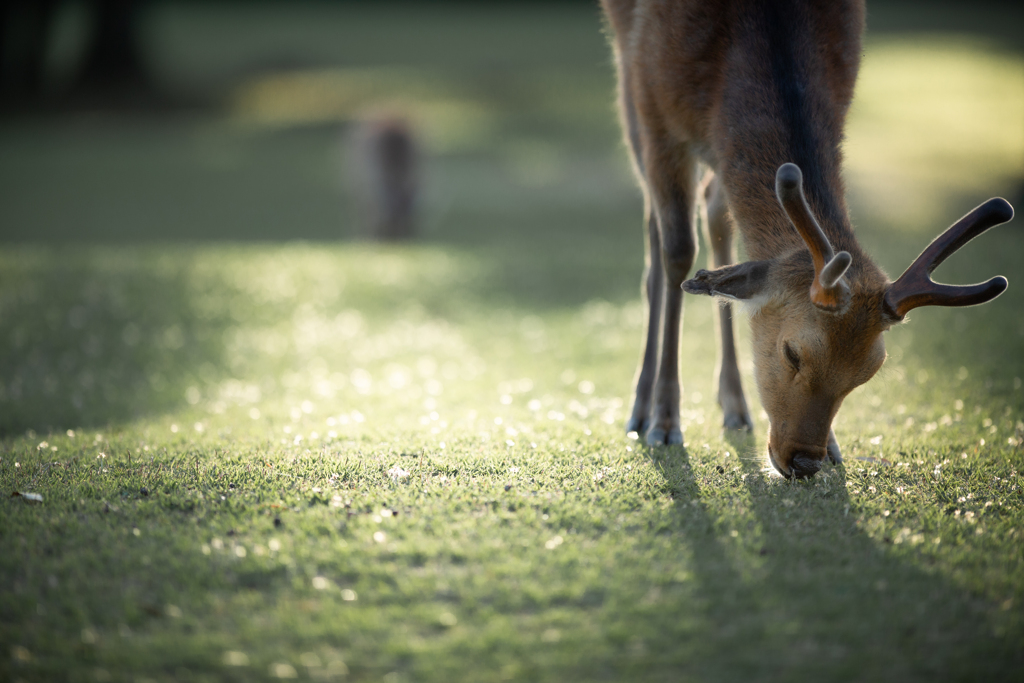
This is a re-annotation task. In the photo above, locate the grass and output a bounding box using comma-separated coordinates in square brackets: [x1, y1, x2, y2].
[2, 2, 1024, 681]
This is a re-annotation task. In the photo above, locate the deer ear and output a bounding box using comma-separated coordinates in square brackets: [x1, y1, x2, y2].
[683, 261, 772, 300]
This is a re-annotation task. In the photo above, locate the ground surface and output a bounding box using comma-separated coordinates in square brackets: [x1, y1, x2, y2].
[1, 2, 1023, 682]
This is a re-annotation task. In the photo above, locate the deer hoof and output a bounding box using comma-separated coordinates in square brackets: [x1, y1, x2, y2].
[722, 411, 753, 432]
[625, 413, 648, 436]
[646, 427, 683, 446]
[827, 440, 843, 464]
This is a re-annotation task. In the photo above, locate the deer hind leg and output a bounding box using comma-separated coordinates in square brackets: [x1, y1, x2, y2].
[701, 175, 753, 431]
[642, 137, 698, 446]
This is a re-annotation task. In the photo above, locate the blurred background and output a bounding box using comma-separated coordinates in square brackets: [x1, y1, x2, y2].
[0, 0, 1021, 435]
[1, 0, 1020, 244]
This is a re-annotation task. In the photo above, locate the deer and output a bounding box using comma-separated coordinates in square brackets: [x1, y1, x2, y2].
[600, 0, 1015, 478]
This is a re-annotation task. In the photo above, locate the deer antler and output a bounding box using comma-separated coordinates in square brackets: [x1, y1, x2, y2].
[775, 163, 852, 311]
[883, 198, 1014, 321]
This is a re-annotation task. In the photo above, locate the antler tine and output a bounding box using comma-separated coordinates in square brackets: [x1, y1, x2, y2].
[820, 251, 852, 289]
[884, 198, 1014, 320]
[775, 163, 851, 310]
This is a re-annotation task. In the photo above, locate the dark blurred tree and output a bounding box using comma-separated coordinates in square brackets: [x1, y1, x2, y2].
[0, 0, 148, 104]
[77, 0, 148, 91]
[0, 0, 59, 96]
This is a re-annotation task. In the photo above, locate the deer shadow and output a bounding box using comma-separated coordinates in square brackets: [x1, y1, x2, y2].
[633, 430, 1022, 682]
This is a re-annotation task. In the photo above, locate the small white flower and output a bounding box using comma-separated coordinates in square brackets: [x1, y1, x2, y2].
[387, 466, 410, 481]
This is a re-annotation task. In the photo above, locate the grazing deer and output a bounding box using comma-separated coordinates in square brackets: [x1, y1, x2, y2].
[347, 115, 418, 241]
[601, 0, 1014, 477]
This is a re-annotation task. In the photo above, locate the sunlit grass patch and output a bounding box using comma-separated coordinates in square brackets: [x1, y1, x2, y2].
[847, 37, 1024, 231]
[2, 7, 1024, 683]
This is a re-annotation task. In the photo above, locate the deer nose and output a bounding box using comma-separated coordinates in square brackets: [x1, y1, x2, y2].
[790, 452, 822, 479]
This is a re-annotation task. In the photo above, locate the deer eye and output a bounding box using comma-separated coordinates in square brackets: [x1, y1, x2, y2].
[784, 342, 801, 371]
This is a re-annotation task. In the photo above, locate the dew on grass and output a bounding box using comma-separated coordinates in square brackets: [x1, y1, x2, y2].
[579, 380, 595, 395]
[170, 424, 179, 433]
[223, 651, 249, 666]
[234, 546, 247, 558]
[249, 408, 261, 420]
[268, 539, 281, 552]
[351, 369, 372, 393]
[373, 531, 387, 543]
[300, 652, 322, 669]
[201, 544, 211, 555]
[545, 535, 564, 549]
[269, 662, 298, 678]
[312, 576, 329, 590]
[439, 612, 458, 627]
[211, 538, 224, 550]
[341, 589, 357, 601]
[166, 605, 183, 618]
[541, 628, 561, 643]
[132, 528, 141, 537]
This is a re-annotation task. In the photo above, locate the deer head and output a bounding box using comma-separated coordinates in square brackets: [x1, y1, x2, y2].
[684, 163, 1014, 478]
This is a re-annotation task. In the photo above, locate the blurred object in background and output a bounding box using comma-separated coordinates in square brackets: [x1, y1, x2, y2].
[0, 0, 59, 98]
[0, 0, 152, 108]
[346, 113, 419, 241]
[75, 0, 149, 94]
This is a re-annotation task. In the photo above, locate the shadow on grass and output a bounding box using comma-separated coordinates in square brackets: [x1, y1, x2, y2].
[0, 248, 235, 437]
[640, 433, 1022, 681]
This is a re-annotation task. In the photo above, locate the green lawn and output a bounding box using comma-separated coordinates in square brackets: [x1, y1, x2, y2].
[2, 3, 1024, 682]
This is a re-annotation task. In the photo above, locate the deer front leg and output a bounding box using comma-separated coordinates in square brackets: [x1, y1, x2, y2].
[827, 428, 842, 464]
[702, 176, 753, 431]
[626, 211, 664, 435]
[644, 148, 698, 446]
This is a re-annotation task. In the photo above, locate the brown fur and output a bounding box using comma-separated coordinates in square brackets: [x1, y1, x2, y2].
[603, 0, 1012, 477]
[601, 0, 912, 476]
